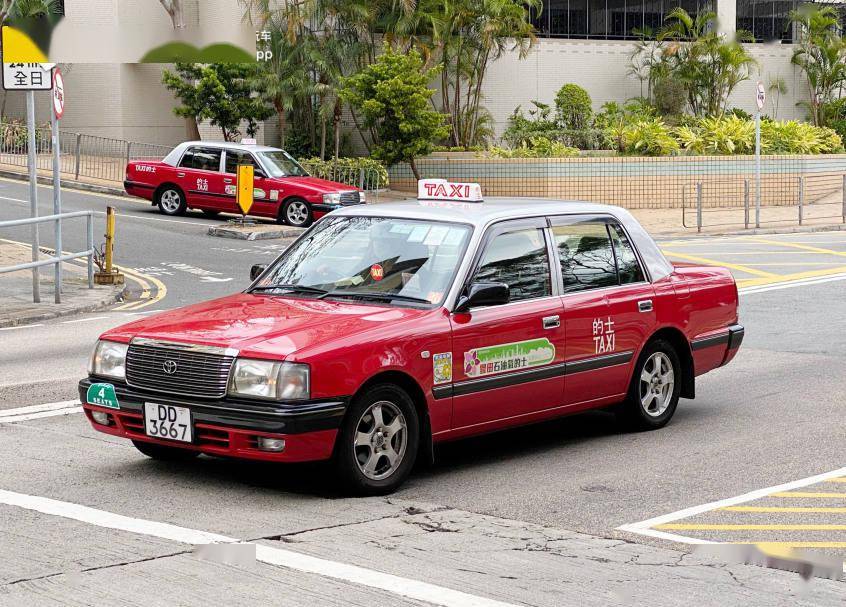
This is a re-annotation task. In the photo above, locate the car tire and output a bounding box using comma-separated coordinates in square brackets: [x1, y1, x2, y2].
[333, 384, 419, 496]
[132, 439, 200, 461]
[280, 198, 312, 228]
[156, 186, 187, 216]
[618, 339, 681, 431]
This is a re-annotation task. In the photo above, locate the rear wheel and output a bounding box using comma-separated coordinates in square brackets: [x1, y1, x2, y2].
[280, 198, 312, 228]
[156, 186, 186, 216]
[333, 385, 419, 495]
[619, 339, 681, 430]
[132, 440, 199, 461]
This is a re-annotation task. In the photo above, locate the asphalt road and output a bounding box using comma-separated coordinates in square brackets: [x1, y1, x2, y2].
[1, 179, 845, 605]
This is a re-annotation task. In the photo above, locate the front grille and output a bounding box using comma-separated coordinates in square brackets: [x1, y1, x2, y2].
[339, 191, 361, 205]
[126, 342, 235, 399]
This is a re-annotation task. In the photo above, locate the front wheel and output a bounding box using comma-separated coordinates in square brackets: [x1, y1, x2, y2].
[619, 339, 681, 431]
[132, 440, 200, 461]
[157, 186, 187, 216]
[333, 385, 419, 495]
[280, 198, 312, 228]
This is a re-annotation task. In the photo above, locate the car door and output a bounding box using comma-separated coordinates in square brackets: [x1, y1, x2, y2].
[223, 150, 276, 217]
[448, 218, 567, 430]
[177, 146, 225, 211]
[551, 215, 656, 407]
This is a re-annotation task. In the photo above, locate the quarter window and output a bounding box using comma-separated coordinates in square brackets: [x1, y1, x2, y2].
[553, 222, 618, 293]
[475, 228, 552, 302]
[609, 223, 645, 284]
[179, 147, 222, 172]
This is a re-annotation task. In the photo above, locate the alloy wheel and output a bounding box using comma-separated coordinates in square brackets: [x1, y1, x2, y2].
[160, 189, 182, 213]
[353, 400, 407, 481]
[639, 352, 675, 417]
[286, 201, 309, 226]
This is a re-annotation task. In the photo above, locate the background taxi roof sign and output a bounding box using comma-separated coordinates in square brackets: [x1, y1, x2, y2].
[418, 179, 483, 202]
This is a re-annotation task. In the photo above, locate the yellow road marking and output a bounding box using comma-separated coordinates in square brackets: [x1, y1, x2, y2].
[661, 250, 778, 278]
[113, 266, 167, 311]
[749, 237, 846, 258]
[656, 523, 846, 531]
[735, 266, 846, 288]
[738, 262, 846, 267]
[770, 492, 846, 498]
[722, 506, 846, 513]
[825, 478, 846, 483]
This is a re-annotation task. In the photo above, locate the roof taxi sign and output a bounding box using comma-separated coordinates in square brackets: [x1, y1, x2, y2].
[418, 179, 483, 203]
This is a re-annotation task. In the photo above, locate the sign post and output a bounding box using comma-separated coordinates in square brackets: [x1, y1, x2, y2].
[51, 68, 65, 302]
[755, 81, 766, 229]
[3, 61, 56, 303]
[236, 164, 255, 218]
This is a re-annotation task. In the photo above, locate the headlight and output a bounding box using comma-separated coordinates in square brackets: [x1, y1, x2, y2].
[89, 340, 128, 379]
[322, 192, 341, 205]
[228, 359, 310, 401]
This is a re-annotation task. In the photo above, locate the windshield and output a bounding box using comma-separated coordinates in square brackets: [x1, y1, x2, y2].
[252, 216, 472, 306]
[258, 151, 309, 178]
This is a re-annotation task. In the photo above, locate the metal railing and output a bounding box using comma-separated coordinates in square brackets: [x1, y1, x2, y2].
[682, 175, 846, 232]
[300, 161, 388, 194]
[0, 211, 95, 303]
[0, 125, 173, 184]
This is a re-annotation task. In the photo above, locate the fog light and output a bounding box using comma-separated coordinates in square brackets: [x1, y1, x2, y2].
[91, 410, 111, 425]
[257, 437, 286, 452]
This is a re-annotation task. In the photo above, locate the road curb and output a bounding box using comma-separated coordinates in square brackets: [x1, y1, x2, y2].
[0, 168, 127, 198]
[653, 223, 846, 239]
[208, 224, 304, 241]
[0, 284, 125, 329]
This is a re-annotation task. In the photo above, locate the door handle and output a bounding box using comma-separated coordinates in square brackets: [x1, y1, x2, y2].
[638, 299, 653, 313]
[223, 178, 233, 184]
[177, 172, 185, 178]
[542, 315, 560, 329]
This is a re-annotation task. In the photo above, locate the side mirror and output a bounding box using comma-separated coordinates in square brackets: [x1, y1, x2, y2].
[455, 282, 510, 313]
[250, 264, 267, 281]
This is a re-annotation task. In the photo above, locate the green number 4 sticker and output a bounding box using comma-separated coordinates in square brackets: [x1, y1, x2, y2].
[86, 383, 120, 409]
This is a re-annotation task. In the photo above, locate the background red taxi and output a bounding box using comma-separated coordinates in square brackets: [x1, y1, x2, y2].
[124, 141, 365, 227]
[82, 180, 743, 494]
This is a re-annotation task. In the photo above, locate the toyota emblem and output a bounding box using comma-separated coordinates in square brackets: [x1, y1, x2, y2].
[162, 360, 178, 375]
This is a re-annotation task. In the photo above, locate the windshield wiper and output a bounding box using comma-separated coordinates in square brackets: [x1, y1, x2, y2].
[319, 291, 431, 304]
[249, 284, 328, 295]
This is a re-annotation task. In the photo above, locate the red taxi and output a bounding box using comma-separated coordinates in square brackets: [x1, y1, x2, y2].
[81, 180, 743, 494]
[124, 141, 365, 227]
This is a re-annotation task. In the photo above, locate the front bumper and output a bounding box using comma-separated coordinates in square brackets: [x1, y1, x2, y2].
[78, 378, 346, 462]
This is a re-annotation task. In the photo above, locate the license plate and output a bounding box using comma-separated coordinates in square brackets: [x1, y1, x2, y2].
[144, 402, 192, 443]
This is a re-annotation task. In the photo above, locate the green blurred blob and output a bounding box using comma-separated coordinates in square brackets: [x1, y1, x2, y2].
[141, 42, 255, 63]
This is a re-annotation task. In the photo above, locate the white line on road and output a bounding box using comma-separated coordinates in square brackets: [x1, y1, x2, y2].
[739, 272, 846, 295]
[0, 324, 44, 332]
[617, 466, 846, 544]
[60, 316, 110, 324]
[0, 488, 518, 607]
[0, 400, 82, 423]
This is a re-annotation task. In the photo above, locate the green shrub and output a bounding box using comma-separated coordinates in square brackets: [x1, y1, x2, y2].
[727, 108, 753, 121]
[653, 79, 687, 118]
[760, 120, 843, 154]
[621, 118, 679, 156]
[554, 84, 592, 130]
[675, 115, 755, 155]
[299, 156, 389, 189]
[488, 137, 579, 158]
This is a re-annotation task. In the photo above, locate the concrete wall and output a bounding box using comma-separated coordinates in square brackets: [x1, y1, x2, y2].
[481, 38, 807, 140]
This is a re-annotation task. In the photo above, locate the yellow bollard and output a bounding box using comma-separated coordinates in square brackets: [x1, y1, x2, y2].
[94, 206, 124, 285]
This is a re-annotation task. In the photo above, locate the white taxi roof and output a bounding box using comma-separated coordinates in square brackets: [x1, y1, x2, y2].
[333, 197, 674, 282]
[162, 141, 281, 166]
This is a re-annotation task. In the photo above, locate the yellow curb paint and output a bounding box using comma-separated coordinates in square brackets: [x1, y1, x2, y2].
[770, 492, 846, 498]
[721, 506, 846, 513]
[734, 542, 846, 549]
[656, 524, 846, 531]
[660, 250, 778, 278]
[113, 266, 167, 311]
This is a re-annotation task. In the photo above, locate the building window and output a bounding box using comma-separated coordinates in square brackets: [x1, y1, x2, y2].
[737, 0, 795, 42]
[531, 0, 712, 39]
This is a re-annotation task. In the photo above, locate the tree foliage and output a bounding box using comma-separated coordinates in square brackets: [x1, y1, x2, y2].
[554, 84, 592, 130]
[340, 46, 449, 178]
[162, 63, 272, 141]
[790, 5, 846, 127]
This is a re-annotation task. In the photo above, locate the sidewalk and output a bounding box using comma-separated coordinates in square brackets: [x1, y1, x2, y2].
[0, 242, 123, 328]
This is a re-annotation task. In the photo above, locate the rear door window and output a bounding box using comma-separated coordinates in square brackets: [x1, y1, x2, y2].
[179, 147, 222, 172]
[552, 222, 618, 293]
